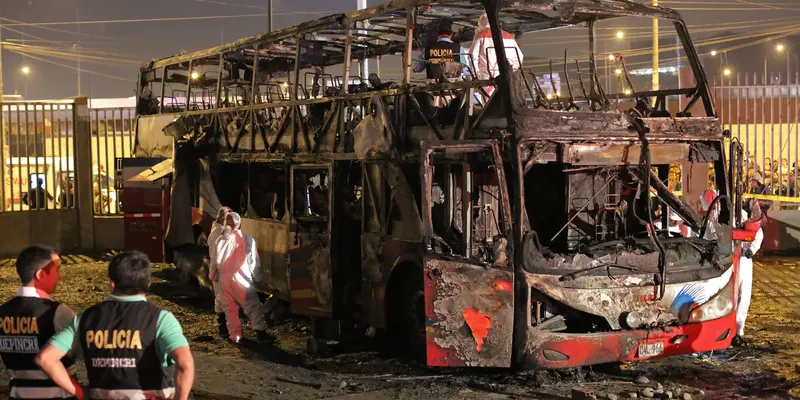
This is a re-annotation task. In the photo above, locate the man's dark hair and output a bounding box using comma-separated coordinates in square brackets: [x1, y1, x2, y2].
[108, 251, 152, 295]
[438, 20, 453, 35]
[16, 245, 57, 284]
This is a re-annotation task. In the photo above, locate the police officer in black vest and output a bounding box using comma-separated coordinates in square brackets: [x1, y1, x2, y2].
[37, 251, 195, 400]
[413, 20, 468, 81]
[0, 245, 77, 400]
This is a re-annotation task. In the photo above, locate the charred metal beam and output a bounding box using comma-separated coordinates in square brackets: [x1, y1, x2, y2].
[484, 0, 517, 130]
[549, 61, 564, 110]
[180, 79, 492, 118]
[410, 96, 445, 140]
[562, 51, 579, 111]
[673, 20, 715, 117]
[625, 165, 703, 231]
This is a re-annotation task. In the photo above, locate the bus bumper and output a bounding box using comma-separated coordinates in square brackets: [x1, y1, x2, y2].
[521, 311, 736, 368]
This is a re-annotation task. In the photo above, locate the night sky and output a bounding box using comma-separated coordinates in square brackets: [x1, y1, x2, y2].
[0, 0, 791, 100]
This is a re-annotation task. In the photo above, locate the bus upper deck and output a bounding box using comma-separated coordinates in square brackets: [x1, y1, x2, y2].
[134, 0, 719, 160]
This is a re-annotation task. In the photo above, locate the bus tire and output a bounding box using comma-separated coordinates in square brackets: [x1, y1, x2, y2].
[386, 263, 425, 362]
[402, 270, 426, 362]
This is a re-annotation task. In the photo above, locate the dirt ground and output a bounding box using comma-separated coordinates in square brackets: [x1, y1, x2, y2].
[0, 253, 797, 399]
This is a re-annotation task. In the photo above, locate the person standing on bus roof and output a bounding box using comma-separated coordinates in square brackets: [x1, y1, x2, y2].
[213, 212, 273, 344]
[734, 205, 763, 347]
[36, 251, 195, 400]
[469, 12, 523, 97]
[208, 206, 232, 340]
[0, 246, 78, 400]
[413, 20, 468, 82]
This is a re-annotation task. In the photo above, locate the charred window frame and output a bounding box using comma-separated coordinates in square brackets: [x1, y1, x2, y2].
[516, 138, 729, 252]
[420, 141, 512, 264]
[248, 163, 288, 221]
[290, 165, 333, 230]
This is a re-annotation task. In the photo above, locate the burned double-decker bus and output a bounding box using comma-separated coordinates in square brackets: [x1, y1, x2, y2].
[133, 0, 753, 368]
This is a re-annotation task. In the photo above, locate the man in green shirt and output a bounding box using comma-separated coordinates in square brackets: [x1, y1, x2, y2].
[36, 251, 195, 400]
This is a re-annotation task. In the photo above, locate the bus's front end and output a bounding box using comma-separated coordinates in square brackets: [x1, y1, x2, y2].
[514, 114, 742, 368]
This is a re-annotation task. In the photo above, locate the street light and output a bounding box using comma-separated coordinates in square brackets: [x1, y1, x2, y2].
[777, 44, 790, 84]
[21, 66, 30, 75]
[710, 50, 717, 56]
[616, 31, 624, 39]
[615, 68, 623, 76]
[608, 54, 616, 61]
[723, 68, 731, 77]
[624, 89, 632, 95]
[190, 71, 199, 80]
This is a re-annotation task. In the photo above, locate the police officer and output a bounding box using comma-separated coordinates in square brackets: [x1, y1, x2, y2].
[0, 245, 77, 400]
[413, 20, 468, 81]
[36, 251, 195, 400]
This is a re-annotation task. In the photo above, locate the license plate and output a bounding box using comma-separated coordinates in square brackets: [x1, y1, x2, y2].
[638, 341, 664, 358]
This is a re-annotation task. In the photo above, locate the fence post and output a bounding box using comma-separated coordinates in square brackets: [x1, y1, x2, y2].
[73, 96, 95, 249]
[0, 103, 4, 212]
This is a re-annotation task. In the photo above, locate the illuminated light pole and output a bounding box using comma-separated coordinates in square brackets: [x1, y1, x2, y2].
[652, 0, 659, 93]
[777, 44, 790, 84]
[21, 65, 30, 98]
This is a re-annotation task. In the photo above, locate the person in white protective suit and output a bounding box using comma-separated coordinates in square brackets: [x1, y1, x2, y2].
[469, 12, 523, 99]
[212, 212, 273, 343]
[734, 206, 764, 346]
[699, 189, 720, 239]
[208, 206, 232, 339]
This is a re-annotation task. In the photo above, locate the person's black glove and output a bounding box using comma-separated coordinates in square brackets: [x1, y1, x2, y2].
[744, 249, 754, 259]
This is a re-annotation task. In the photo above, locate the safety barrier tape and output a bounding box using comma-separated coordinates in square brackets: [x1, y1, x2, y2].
[652, 190, 800, 204]
[123, 213, 162, 218]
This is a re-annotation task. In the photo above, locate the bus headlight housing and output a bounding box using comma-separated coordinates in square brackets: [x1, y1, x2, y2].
[687, 276, 734, 323]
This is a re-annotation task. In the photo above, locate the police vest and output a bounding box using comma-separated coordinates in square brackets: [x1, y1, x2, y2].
[425, 40, 461, 79]
[78, 301, 175, 400]
[0, 296, 75, 400]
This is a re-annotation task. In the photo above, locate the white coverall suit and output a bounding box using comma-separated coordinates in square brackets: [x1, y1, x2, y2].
[212, 214, 267, 343]
[207, 221, 226, 315]
[468, 13, 523, 98]
[737, 210, 763, 337]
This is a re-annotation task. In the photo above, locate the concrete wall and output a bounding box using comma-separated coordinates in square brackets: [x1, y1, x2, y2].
[0, 210, 80, 256]
[761, 209, 800, 255]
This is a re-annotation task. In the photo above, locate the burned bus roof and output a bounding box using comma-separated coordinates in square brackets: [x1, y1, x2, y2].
[142, 0, 683, 72]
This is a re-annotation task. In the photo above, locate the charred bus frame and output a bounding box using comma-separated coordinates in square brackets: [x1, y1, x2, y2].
[133, 0, 749, 368]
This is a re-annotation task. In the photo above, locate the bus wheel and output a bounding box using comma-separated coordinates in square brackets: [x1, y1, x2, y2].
[402, 271, 426, 362]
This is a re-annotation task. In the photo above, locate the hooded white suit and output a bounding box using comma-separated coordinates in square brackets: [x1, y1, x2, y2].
[208, 207, 232, 314]
[212, 212, 267, 342]
[737, 209, 763, 337]
[468, 13, 523, 96]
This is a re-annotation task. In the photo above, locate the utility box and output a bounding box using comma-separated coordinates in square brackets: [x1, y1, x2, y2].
[118, 157, 171, 262]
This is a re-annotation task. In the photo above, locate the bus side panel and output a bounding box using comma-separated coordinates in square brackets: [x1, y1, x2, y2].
[240, 217, 291, 300]
[424, 257, 514, 367]
[134, 114, 176, 158]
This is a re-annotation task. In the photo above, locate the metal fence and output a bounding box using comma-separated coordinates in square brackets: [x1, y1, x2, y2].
[90, 107, 136, 216]
[714, 72, 800, 203]
[0, 102, 76, 212]
[0, 102, 136, 215]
